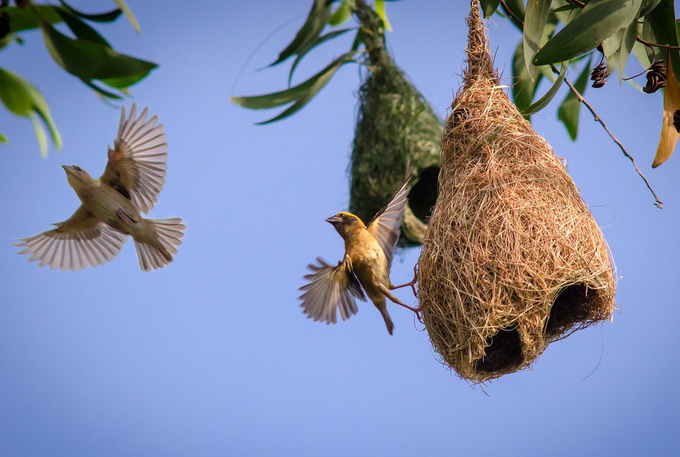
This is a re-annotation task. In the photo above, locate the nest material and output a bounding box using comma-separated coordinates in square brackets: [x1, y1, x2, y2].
[349, 6, 441, 246]
[417, 1, 616, 383]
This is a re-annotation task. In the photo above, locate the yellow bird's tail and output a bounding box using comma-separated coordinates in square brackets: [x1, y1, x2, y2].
[133, 218, 185, 271]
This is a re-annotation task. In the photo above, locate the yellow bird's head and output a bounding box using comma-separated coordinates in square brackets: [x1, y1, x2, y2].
[62, 165, 96, 191]
[325, 211, 365, 238]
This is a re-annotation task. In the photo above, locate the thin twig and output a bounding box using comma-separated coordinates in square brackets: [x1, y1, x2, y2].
[499, 0, 522, 29]
[636, 37, 680, 51]
[553, 65, 663, 208]
[564, 0, 586, 7]
[495, 2, 662, 208]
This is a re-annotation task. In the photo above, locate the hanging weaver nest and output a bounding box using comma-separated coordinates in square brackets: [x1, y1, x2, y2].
[349, 5, 441, 246]
[417, 0, 616, 383]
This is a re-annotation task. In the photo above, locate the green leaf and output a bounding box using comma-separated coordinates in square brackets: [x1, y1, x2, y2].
[0, 132, 7, 144]
[512, 39, 543, 117]
[522, 62, 568, 115]
[632, 37, 652, 68]
[0, 68, 33, 115]
[601, 26, 624, 59]
[7, 5, 62, 33]
[523, 0, 552, 76]
[640, 0, 664, 16]
[552, 0, 583, 24]
[643, 0, 680, 84]
[99, 74, 145, 89]
[31, 114, 48, 157]
[329, 0, 354, 25]
[552, 3, 578, 13]
[558, 58, 591, 139]
[231, 52, 355, 123]
[534, 0, 644, 66]
[375, 0, 392, 31]
[0, 68, 62, 153]
[601, 26, 625, 73]
[481, 0, 502, 18]
[271, 0, 332, 67]
[288, 28, 353, 85]
[58, 1, 122, 22]
[618, 20, 638, 82]
[80, 79, 123, 100]
[39, 20, 157, 86]
[112, 0, 140, 33]
[55, 8, 111, 47]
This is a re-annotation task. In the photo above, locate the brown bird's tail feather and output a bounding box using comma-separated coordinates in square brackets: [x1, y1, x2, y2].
[378, 304, 395, 335]
[134, 218, 185, 271]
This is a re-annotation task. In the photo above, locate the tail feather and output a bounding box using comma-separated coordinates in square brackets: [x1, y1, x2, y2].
[377, 304, 395, 335]
[134, 218, 185, 271]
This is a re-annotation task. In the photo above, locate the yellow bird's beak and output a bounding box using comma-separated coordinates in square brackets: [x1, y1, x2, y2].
[325, 215, 341, 225]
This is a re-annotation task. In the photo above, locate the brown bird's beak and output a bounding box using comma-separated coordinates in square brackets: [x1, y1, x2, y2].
[325, 215, 341, 225]
[62, 165, 75, 175]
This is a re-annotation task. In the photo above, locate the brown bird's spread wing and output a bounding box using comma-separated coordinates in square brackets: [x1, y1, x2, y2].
[16, 206, 126, 271]
[100, 104, 168, 213]
[299, 256, 366, 325]
[367, 178, 410, 267]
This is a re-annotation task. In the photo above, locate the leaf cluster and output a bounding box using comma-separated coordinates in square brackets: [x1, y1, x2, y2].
[231, 0, 395, 124]
[483, 0, 679, 140]
[0, 0, 155, 155]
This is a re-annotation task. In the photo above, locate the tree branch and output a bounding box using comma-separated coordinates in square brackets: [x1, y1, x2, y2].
[553, 66, 663, 208]
[637, 37, 680, 51]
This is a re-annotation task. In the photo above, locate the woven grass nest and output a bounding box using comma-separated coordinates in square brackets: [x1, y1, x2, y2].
[349, 6, 441, 246]
[417, 1, 617, 383]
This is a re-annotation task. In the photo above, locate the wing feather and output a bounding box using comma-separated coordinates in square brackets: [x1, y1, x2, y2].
[367, 177, 410, 267]
[16, 206, 126, 271]
[299, 256, 365, 325]
[100, 103, 169, 213]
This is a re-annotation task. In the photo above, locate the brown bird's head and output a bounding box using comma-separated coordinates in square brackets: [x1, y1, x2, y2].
[63, 165, 96, 190]
[326, 212, 365, 238]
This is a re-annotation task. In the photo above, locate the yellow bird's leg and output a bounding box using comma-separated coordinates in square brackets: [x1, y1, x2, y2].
[390, 264, 419, 298]
[379, 283, 422, 315]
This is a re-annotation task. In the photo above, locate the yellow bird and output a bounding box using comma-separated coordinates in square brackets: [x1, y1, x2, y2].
[299, 177, 416, 335]
[17, 104, 185, 271]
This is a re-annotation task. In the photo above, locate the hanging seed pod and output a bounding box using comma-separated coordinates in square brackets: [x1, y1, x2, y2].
[417, 1, 616, 383]
[590, 60, 609, 88]
[349, 4, 442, 246]
[643, 60, 667, 94]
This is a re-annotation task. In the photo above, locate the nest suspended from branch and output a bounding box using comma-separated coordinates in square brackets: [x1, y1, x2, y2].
[349, 5, 441, 246]
[417, 1, 616, 383]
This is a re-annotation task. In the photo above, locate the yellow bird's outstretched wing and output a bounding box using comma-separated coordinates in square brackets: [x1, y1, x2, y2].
[16, 206, 126, 271]
[100, 104, 168, 213]
[366, 177, 410, 267]
[299, 256, 366, 324]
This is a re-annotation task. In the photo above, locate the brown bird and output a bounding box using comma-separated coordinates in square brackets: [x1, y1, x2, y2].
[17, 104, 185, 271]
[299, 177, 416, 335]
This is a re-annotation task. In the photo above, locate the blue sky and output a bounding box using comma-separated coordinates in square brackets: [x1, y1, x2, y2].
[0, 1, 678, 455]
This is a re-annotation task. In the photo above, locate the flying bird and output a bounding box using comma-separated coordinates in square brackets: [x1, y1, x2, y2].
[299, 176, 417, 335]
[17, 104, 185, 271]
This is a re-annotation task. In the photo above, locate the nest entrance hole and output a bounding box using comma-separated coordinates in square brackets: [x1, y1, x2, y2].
[545, 284, 600, 338]
[408, 166, 439, 223]
[474, 327, 523, 374]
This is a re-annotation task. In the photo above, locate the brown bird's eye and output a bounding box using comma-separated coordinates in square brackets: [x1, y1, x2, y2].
[74, 166, 82, 172]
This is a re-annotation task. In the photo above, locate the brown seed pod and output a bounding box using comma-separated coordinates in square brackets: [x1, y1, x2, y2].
[416, 1, 617, 383]
[590, 60, 609, 88]
[643, 59, 667, 94]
